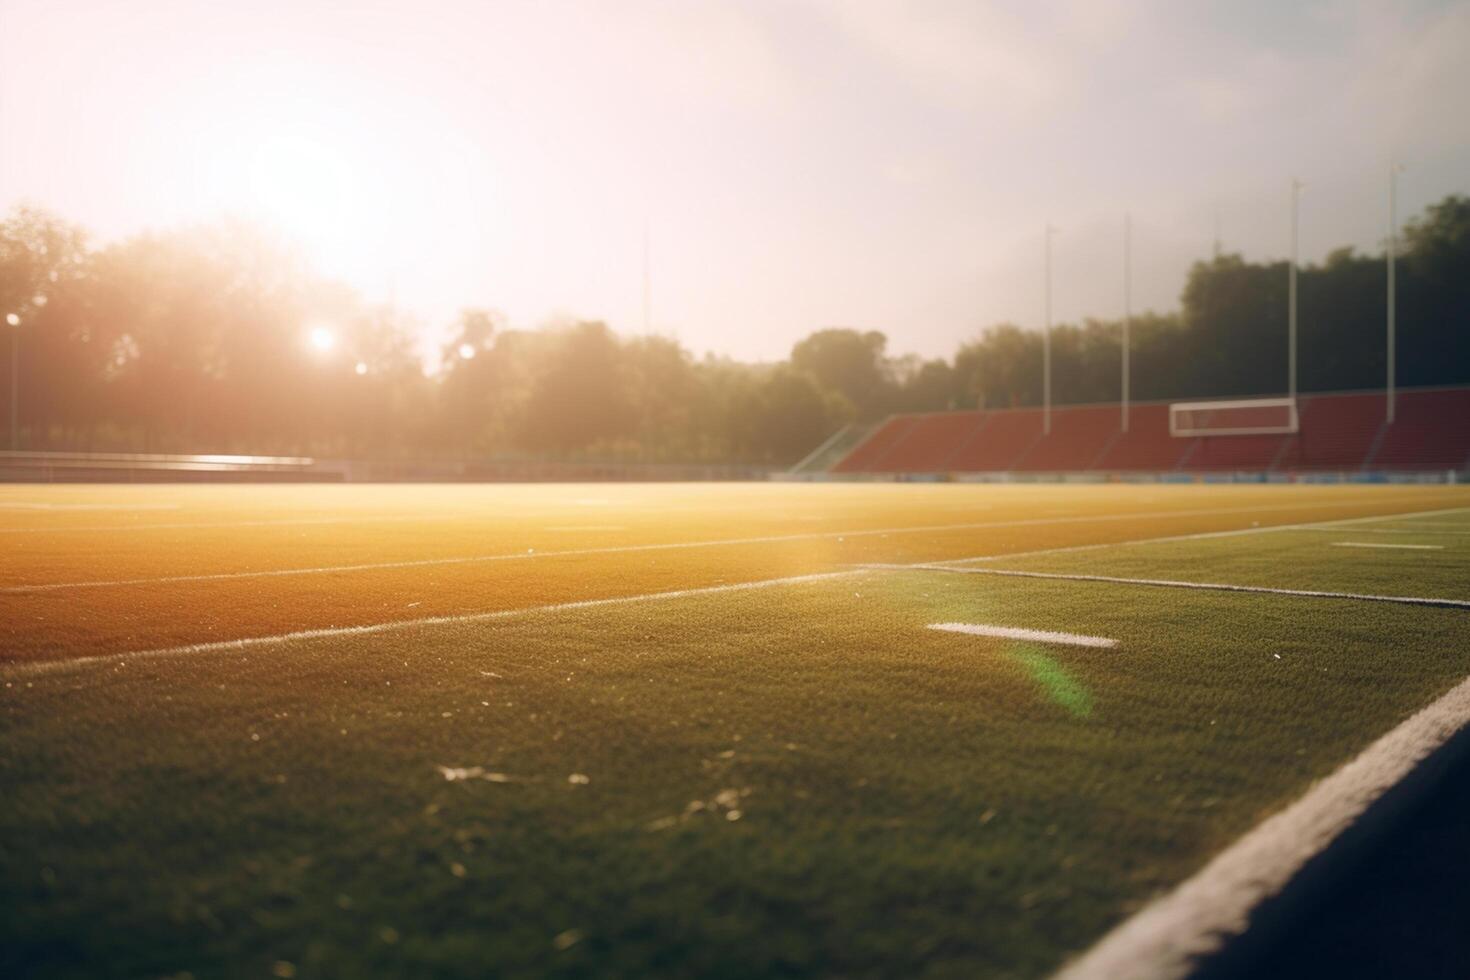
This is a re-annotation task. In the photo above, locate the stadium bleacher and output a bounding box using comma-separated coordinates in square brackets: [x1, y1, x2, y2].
[823, 386, 1470, 477]
[1369, 387, 1470, 472]
[828, 416, 918, 473]
[865, 411, 986, 473]
[944, 409, 1042, 472]
[1093, 404, 1193, 471]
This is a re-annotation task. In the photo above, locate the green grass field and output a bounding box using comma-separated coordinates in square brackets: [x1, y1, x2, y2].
[3, 483, 1469, 978]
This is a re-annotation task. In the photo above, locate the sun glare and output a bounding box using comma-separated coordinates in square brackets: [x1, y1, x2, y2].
[308, 326, 337, 353]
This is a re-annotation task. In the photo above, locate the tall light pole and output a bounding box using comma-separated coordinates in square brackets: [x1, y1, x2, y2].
[1122, 213, 1132, 433]
[641, 218, 651, 334]
[1043, 223, 1055, 435]
[1289, 179, 1303, 404]
[7, 311, 20, 451]
[1387, 163, 1403, 424]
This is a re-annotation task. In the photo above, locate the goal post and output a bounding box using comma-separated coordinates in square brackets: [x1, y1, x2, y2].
[1169, 397, 1299, 437]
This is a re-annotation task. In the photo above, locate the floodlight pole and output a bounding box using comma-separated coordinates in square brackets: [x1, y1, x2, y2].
[1122, 213, 1131, 433]
[1043, 223, 1055, 435]
[1288, 179, 1302, 404]
[1387, 163, 1401, 424]
[641, 219, 651, 334]
[9, 325, 17, 450]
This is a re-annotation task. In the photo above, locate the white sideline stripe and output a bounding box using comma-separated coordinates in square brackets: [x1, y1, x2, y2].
[1295, 528, 1470, 536]
[1, 570, 868, 679]
[5, 499, 1462, 594]
[1372, 520, 1470, 529]
[873, 564, 1470, 610]
[0, 513, 481, 534]
[10, 502, 1469, 674]
[0, 502, 182, 511]
[1054, 673, 1470, 979]
[928, 622, 1117, 649]
[932, 505, 1470, 567]
[1331, 541, 1444, 550]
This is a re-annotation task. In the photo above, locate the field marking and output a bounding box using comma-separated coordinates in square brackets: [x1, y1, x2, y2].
[5, 499, 1464, 595]
[1054, 672, 1470, 980]
[928, 622, 1117, 649]
[5, 505, 1464, 675]
[0, 513, 490, 534]
[1294, 527, 1470, 536]
[7, 502, 1468, 674]
[1370, 520, 1470, 529]
[544, 525, 627, 532]
[0, 570, 870, 678]
[0, 502, 182, 511]
[1331, 541, 1444, 550]
[929, 505, 1470, 567]
[875, 564, 1470, 610]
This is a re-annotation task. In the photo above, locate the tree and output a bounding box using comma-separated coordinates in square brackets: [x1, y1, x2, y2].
[790, 328, 892, 420]
[737, 365, 853, 464]
[625, 335, 698, 459]
[0, 208, 94, 446]
[519, 322, 634, 454]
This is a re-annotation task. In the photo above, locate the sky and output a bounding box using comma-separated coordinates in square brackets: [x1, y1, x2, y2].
[2, 0, 1468, 363]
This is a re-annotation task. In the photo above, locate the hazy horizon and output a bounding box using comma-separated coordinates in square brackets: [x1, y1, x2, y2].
[3, 0, 1467, 362]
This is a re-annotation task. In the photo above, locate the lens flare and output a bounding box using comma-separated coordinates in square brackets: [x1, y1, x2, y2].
[308, 326, 336, 353]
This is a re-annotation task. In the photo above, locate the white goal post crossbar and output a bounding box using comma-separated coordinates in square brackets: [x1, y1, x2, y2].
[1169, 397, 1299, 437]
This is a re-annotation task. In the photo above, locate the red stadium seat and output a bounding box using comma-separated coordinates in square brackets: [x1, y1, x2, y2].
[827, 387, 1469, 476]
[871, 412, 985, 472]
[945, 408, 1044, 471]
[1093, 404, 1193, 471]
[1370, 388, 1470, 471]
[830, 416, 918, 473]
[1015, 405, 1124, 471]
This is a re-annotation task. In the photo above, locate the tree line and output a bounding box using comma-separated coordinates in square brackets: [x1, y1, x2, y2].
[2, 196, 1466, 464]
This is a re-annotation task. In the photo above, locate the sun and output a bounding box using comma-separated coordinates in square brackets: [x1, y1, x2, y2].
[307, 325, 337, 353]
[185, 62, 419, 290]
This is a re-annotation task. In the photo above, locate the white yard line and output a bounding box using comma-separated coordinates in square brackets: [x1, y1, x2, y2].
[0, 502, 182, 511]
[1369, 520, 1470, 529]
[929, 506, 1470, 567]
[0, 513, 483, 534]
[0, 520, 1013, 594]
[8, 503, 1469, 674]
[1053, 673, 1470, 980]
[1, 569, 870, 679]
[928, 622, 1117, 649]
[1331, 541, 1444, 550]
[1294, 528, 1470, 536]
[6, 500, 1464, 595]
[870, 564, 1470, 610]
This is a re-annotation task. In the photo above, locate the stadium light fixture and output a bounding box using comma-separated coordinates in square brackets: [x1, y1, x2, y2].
[458, 343, 476, 360]
[355, 361, 369, 376]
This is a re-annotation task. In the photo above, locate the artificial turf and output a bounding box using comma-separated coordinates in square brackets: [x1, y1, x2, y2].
[2, 483, 1468, 978]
